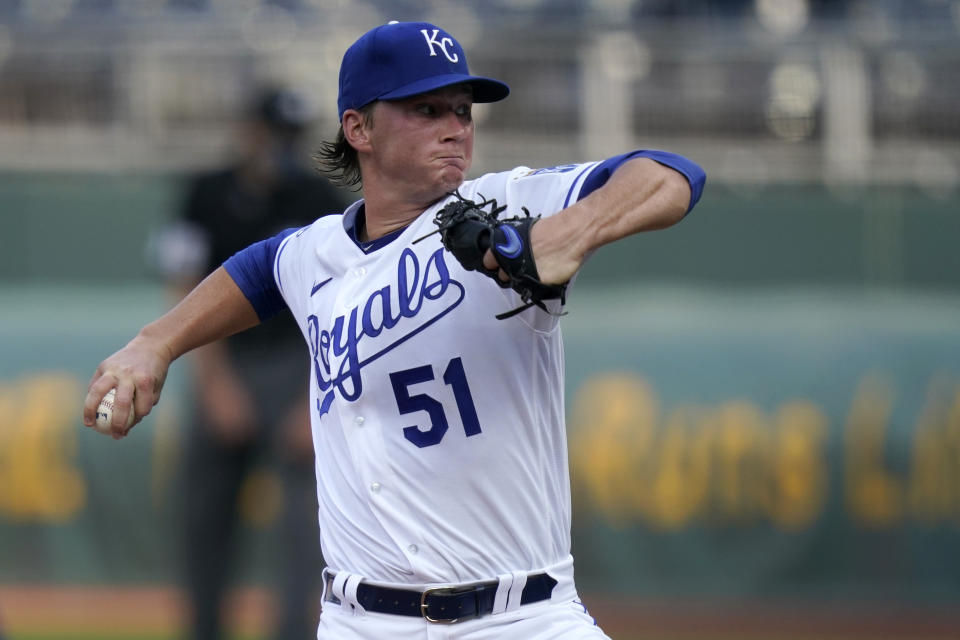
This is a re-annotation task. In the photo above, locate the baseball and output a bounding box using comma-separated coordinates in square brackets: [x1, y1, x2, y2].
[94, 388, 135, 434]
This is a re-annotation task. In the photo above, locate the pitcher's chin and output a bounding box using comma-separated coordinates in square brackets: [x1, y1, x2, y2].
[436, 166, 467, 193]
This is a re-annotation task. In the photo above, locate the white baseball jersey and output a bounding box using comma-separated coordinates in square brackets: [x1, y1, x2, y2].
[274, 162, 598, 585]
[222, 150, 703, 588]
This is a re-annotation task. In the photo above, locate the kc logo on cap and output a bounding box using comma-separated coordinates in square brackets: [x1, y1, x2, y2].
[421, 28, 460, 63]
[337, 21, 510, 119]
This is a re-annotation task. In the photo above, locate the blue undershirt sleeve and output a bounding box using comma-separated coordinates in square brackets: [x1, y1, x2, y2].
[578, 150, 706, 214]
[222, 227, 300, 322]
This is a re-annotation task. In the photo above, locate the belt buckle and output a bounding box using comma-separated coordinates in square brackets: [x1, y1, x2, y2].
[420, 586, 459, 624]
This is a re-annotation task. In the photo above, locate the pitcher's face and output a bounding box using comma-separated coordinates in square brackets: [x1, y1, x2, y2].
[366, 85, 475, 203]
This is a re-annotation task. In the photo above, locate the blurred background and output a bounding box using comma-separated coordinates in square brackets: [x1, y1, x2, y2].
[1, 0, 959, 639]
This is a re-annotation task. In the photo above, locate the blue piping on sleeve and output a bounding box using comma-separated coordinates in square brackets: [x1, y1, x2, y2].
[562, 164, 599, 209]
[577, 150, 706, 214]
[223, 227, 301, 321]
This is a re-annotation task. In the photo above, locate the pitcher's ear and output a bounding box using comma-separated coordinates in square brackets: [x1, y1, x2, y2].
[342, 108, 372, 151]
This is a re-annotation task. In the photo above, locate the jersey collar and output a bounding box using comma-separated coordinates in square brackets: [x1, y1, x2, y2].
[343, 202, 407, 254]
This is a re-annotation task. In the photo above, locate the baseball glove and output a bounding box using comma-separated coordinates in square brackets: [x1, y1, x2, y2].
[415, 191, 567, 320]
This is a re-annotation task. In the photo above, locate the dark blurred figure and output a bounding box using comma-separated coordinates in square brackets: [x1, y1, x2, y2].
[151, 86, 347, 640]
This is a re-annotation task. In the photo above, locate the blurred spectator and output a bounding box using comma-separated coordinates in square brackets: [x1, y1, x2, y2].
[150, 86, 348, 640]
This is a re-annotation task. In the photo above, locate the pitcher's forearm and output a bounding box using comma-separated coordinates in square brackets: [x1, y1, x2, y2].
[565, 157, 691, 257]
[140, 266, 260, 364]
[82, 267, 260, 435]
[522, 158, 693, 286]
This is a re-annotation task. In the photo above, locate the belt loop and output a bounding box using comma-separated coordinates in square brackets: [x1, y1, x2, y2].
[505, 570, 527, 612]
[344, 573, 366, 615]
[331, 571, 349, 602]
[492, 572, 513, 615]
[332, 571, 366, 615]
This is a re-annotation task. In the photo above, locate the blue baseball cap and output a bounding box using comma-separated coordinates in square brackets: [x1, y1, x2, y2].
[337, 21, 510, 120]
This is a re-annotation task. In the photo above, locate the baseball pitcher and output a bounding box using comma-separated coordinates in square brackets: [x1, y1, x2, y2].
[84, 21, 706, 639]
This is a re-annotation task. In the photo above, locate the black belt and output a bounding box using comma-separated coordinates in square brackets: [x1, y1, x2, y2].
[323, 572, 558, 624]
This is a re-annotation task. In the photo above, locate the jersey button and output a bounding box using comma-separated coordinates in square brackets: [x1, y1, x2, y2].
[354, 416, 365, 426]
[407, 544, 419, 555]
[370, 482, 381, 494]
